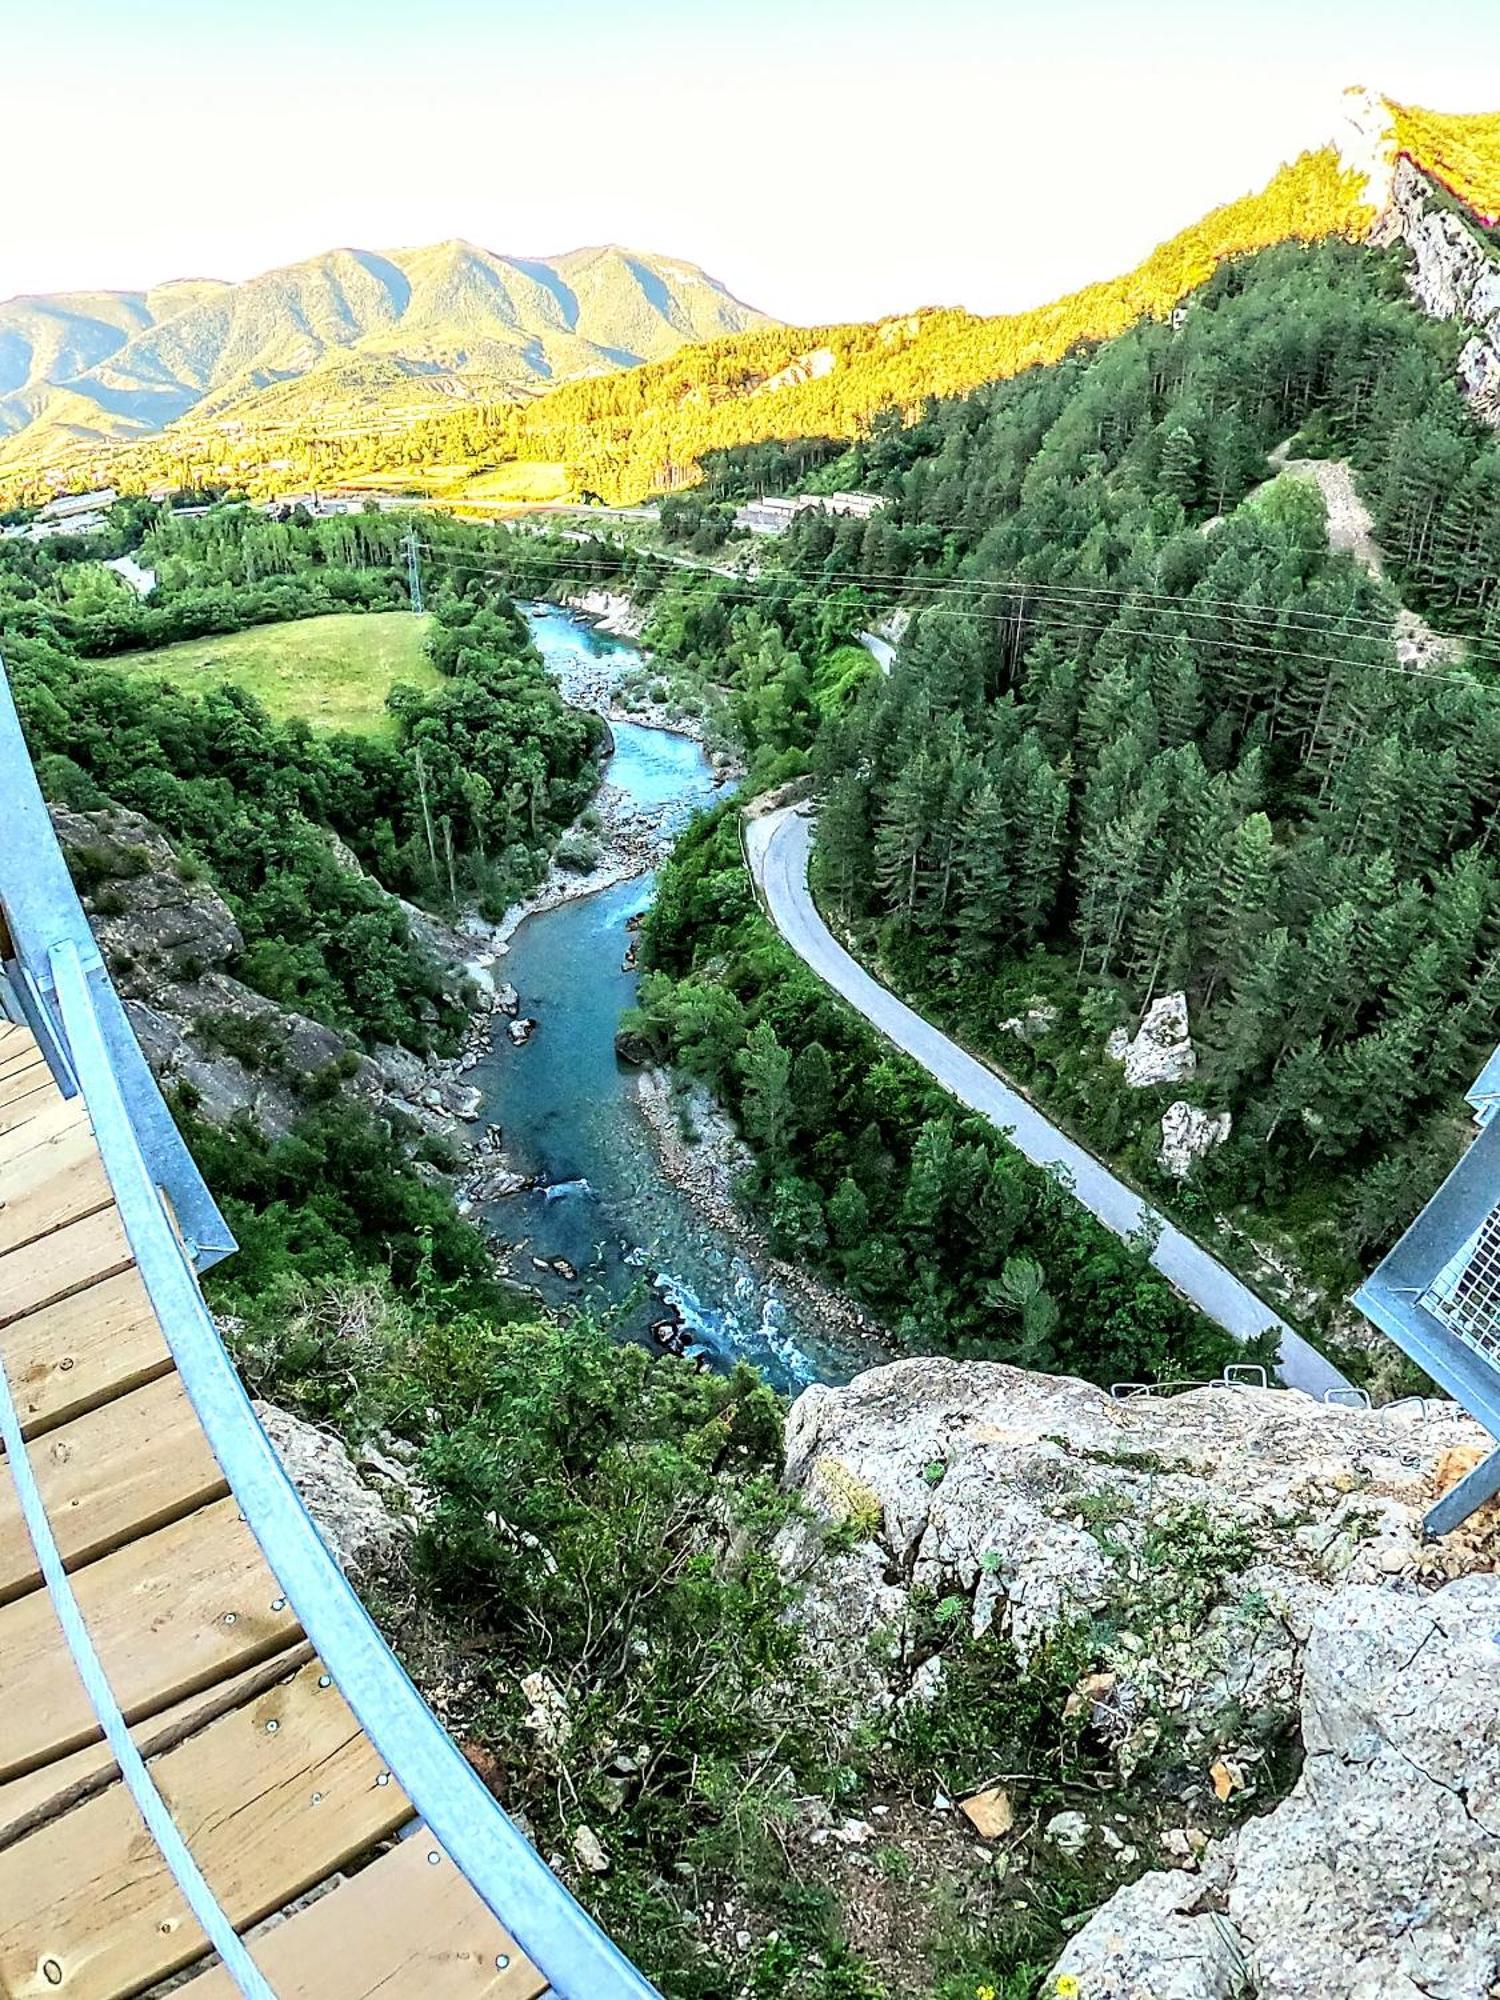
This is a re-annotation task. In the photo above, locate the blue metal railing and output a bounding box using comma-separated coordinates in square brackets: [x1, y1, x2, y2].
[0, 651, 658, 2000]
[0, 665, 234, 1271]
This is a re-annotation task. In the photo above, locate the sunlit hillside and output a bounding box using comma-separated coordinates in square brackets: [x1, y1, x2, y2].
[8, 93, 1498, 509]
[1388, 100, 1500, 221]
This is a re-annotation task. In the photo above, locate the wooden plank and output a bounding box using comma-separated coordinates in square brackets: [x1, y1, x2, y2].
[0, 1056, 53, 1107]
[0, 1096, 114, 1259]
[0, 1077, 62, 1138]
[0, 1496, 301, 1781]
[0, 1659, 411, 2000]
[0, 1372, 228, 1602]
[0, 1041, 46, 1084]
[184, 1832, 547, 2000]
[0, 1265, 171, 1440]
[0, 1205, 133, 1330]
[0, 1648, 317, 1848]
[0, 1644, 316, 1849]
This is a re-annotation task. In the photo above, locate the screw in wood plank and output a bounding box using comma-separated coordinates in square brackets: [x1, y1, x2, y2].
[271, 1597, 286, 1612]
[266, 1719, 279, 1733]
[496, 1956, 510, 1971]
[42, 1962, 62, 1987]
[376, 1771, 391, 1786]
[222, 1612, 237, 1626]
[311, 1791, 323, 1805]
[318, 1674, 331, 1688]
[427, 1850, 441, 1866]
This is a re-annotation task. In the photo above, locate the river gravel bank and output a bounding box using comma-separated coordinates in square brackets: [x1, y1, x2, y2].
[632, 1065, 890, 1372]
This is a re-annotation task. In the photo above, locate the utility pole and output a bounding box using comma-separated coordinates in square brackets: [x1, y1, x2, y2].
[404, 527, 424, 615]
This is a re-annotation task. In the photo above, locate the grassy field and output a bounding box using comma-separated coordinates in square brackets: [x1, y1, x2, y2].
[118, 611, 439, 737]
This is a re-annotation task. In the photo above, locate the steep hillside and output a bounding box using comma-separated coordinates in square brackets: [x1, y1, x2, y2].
[0, 241, 770, 475]
[1388, 100, 1500, 221]
[251, 89, 1497, 506]
[0, 279, 229, 434]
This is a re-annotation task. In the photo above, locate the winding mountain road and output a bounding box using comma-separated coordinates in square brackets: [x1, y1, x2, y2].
[745, 805, 1352, 1400]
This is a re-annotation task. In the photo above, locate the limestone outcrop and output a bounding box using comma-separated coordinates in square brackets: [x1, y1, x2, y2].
[778, 1358, 1479, 1736]
[254, 1400, 414, 1579]
[779, 1357, 1500, 1998]
[1375, 156, 1500, 426]
[1107, 991, 1197, 1088]
[1159, 1100, 1232, 1180]
[1056, 1574, 1500, 1999]
[53, 803, 476, 1144]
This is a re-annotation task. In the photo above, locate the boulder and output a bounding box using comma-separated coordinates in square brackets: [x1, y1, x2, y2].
[1109, 992, 1197, 1088]
[253, 1400, 410, 1579]
[1159, 1101, 1232, 1180]
[613, 1023, 653, 1066]
[998, 1004, 1059, 1044]
[508, 1017, 537, 1046]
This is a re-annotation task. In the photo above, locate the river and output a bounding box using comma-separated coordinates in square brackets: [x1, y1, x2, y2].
[467, 605, 854, 1392]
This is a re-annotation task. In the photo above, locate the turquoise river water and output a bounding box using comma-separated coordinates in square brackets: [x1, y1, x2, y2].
[467, 606, 856, 1391]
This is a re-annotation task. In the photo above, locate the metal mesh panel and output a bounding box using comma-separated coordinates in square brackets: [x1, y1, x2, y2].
[1421, 1201, 1500, 1360]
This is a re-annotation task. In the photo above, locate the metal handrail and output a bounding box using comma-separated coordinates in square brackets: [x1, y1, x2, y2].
[0, 647, 658, 1999]
[0, 661, 234, 1270]
[0, 1295, 275, 1999]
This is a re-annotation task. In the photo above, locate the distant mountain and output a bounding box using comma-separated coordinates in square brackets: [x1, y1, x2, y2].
[0, 242, 772, 472]
[388, 90, 1496, 506]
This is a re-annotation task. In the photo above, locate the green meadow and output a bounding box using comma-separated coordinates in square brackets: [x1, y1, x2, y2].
[116, 611, 440, 737]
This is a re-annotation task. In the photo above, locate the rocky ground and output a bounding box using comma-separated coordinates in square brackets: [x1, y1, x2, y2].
[550, 591, 740, 766]
[54, 804, 485, 1147]
[1265, 448, 1463, 670]
[630, 1066, 888, 1367]
[780, 1357, 1500, 1998]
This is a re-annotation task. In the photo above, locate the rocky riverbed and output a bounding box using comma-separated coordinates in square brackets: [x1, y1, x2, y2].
[631, 1066, 889, 1366]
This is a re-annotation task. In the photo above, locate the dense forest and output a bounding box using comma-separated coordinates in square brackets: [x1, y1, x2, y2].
[2, 504, 599, 1047]
[616, 232, 1500, 1319]
[631, 806, 1243, 1388]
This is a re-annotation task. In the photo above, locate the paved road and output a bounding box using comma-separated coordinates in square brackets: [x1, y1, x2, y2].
[745, 806, 1352, 1400]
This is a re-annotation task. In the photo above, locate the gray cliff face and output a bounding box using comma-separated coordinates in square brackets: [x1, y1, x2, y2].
[779, 1358, 1500, 1996]
[1376, 156, 1500, 425]
[54, 804, 476, 1144]
[1059, 1574, 1500, 1999]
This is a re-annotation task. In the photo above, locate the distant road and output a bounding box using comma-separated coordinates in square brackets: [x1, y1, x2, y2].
[744, 805, 1352, 1400]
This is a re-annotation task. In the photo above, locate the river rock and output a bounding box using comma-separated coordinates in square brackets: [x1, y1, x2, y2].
[467, 1166, 532, 1201]
[1159, 1101, 1232, 1180]
[1109, 991, 1197, 1088]
[614, 1023, 653, 1066]
[563, 589, 645, 640]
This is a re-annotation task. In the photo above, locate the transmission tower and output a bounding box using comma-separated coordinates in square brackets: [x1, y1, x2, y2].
[404, 527, 424, 614]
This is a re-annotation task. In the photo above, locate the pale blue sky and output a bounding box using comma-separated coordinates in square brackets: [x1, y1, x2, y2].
[3, 0, 1497, 321]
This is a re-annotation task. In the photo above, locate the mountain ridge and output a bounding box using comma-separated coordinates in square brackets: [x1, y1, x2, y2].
[0, 239, 773, 471]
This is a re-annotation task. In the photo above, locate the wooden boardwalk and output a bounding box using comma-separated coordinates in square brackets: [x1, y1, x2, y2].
[0, 1019, 546, 1999]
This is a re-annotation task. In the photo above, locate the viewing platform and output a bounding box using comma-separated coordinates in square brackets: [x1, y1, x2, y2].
[0, 656, 656, 1999]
